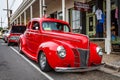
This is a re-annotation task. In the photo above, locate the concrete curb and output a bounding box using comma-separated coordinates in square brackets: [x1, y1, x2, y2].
[99, 67, 120, 78]
[104, 63, 120, 72]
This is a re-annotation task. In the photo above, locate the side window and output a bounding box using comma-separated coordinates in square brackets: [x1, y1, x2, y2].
[32, 22, 40, 30]
[63, 25, 70, 32]
[42, 22, 52, 30]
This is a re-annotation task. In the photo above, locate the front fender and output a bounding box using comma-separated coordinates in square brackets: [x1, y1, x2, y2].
[37, 41, 75, 69]
[88, 42, 102, 66]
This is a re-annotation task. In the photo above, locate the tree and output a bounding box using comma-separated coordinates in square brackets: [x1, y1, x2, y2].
[0, 27, 3, 31]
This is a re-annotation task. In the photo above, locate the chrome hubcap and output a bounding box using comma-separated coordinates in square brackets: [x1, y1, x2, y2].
[40, 53, 46, 69]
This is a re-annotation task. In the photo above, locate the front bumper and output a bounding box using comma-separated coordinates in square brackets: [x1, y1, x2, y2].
[55, 63, 105, 72]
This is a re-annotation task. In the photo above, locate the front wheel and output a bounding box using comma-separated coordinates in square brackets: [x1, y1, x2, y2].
[39, 52, 52, 72]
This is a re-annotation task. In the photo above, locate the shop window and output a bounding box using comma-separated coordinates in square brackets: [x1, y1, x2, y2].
[71, 9, 81, 33]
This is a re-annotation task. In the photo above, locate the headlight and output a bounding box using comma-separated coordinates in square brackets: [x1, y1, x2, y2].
[96, 46, 103, 56]
[57, 46, 66, 58]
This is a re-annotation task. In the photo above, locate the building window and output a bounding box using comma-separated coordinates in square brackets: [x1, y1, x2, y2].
[69, 9, 81, 33]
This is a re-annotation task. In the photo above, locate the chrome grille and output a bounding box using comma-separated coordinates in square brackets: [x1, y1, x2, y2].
[77, 49, 89, 67]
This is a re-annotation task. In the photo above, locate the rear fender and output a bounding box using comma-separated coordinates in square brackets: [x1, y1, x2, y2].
[19, 35, 26, 47]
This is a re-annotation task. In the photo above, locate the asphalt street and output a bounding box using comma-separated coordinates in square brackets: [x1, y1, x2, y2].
[0, 39, 120, 80]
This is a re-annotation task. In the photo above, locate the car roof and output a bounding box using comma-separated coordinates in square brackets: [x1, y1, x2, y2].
[31, 18, 69, 25]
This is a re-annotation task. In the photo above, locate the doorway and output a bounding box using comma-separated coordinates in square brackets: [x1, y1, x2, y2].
[86, 13, 96, 38]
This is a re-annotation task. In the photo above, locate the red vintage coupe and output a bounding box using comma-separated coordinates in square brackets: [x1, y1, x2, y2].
[19, 18, 104, 72]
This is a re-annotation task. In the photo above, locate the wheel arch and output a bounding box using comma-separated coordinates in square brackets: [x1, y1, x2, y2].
[19, 35, 26, 47]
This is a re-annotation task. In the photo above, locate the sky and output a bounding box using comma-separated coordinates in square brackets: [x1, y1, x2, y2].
[0, 0, 23, 28]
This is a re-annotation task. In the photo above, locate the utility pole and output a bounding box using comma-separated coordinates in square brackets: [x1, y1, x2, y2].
[3, 0, 12, 29]
[0, 18, 4, 28]
[7, 0, 10, 28]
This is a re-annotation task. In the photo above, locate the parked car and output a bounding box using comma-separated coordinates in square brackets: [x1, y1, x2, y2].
[0, 31, 2, 39]
[1, 29, 9, 41]
[3, 30, 10, 43]
[7, 25, 26, 46]
[19, 18, 103, 72]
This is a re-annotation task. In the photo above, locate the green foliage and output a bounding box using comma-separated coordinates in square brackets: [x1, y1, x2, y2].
[0, 27, 3, 31]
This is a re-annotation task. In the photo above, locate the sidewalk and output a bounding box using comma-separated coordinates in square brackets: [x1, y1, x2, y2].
[102, 53, 120, 71]
[100, 52, 120, 77]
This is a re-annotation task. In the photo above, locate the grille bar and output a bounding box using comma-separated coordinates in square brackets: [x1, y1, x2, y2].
[72, 49, 80, 67]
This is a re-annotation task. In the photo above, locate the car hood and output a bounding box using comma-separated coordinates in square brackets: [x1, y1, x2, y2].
[43, 31, 89, 49]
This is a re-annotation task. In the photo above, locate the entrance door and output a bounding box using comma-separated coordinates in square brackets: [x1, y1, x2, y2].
[86, 13, 96, 37]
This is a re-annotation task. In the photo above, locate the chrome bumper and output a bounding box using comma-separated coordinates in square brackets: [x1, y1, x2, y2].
[55, 63, 105, 72]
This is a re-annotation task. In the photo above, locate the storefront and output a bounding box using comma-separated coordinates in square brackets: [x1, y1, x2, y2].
[11, 0, 105, 37]
[11, 0, 119, 54]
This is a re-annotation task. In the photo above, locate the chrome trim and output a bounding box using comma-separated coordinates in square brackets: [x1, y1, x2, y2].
[55, 63, 105, 72]
[77, 48, 89, 51]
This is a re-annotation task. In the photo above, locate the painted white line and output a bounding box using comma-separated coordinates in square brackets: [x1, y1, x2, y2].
[10, 47, 54, 80]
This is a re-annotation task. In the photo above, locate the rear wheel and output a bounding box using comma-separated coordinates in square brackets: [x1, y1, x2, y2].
[39, 52, 52, 72]
[5, 40, 7, 43]
[7, 42, 11, 46]
[19, 41, 23, 54]
[4, 37, 7, 43]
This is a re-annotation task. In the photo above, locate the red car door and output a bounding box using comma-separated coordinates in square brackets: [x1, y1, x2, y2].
[25, 22, 34, 53]
[30, 21, 41, 55]
[33, 27, 42, 54]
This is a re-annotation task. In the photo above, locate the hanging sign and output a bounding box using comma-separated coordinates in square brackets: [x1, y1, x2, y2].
[74, 1, 90, 11]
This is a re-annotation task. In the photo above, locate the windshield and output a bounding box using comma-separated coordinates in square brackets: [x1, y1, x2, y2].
[42, 22, 70, 32]
[11, 26, 26, 33]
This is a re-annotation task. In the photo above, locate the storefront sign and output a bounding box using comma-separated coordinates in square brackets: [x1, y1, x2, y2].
[74, 1, 90, 11]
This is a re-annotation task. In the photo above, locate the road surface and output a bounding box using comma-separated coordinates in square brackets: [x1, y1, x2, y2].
[0, 39, 120, 80]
